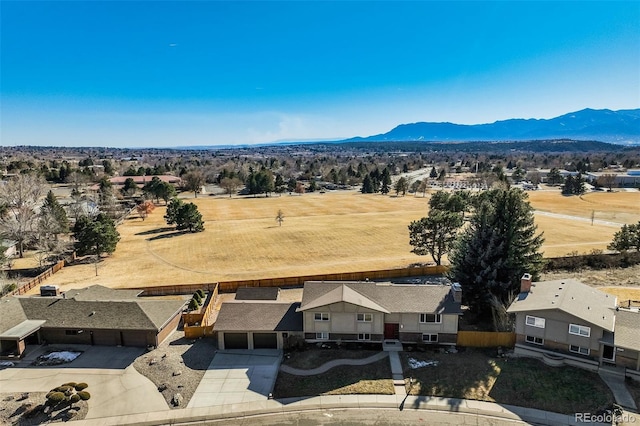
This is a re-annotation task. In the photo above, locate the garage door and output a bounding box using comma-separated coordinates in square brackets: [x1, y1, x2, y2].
[253, 333, 277, 349]
[224, 333, 249, 349]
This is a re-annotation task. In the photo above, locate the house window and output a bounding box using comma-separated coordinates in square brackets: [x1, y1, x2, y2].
[525, 335, 544, 345]
[356, 313, 373, 322]
[569, 345, 590, 356]
[525, 315, 546, 328]
[422, 334, 438, 343]
[65, 330, 83, 335]
[419, 314, 442, 323]
[357, 333, 371, 341]
[315, 332, 329, 340]
[314, 312, 330, 321]
[568, 324, 591, 337]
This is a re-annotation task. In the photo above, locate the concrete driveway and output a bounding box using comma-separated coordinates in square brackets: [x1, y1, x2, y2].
[0, 345, 168, 419]
[187, 349, 281, 408]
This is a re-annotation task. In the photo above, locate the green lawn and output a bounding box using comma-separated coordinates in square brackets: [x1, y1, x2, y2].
[402, 349, 614, 414]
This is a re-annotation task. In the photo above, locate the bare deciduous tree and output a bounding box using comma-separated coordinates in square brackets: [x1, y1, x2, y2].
[276, 209, 285, 227]
[0, 174, 46, 258]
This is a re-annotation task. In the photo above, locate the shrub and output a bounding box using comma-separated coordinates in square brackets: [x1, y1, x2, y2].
[70, 394, 81, 403]
[74, 382, 88, 391]
[46, 392, 66, 405]
[77, 391, 91, 401]
[193, 292, 202, 304]
[62, 382, 77, 387]
[196, 289, 205, 299]
[188, 298, 199, 312]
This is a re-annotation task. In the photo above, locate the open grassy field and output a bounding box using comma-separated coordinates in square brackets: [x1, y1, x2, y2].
[32, 190, 640, 291]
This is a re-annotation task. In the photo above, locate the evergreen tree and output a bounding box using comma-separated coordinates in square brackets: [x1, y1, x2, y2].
[73, 213, 120, 257]
[608, 222, 640, 252]
[448, 188, 544, 319]
[40, 190, 69, 237]
[408, 210, 463, 265]
[361, 175, 374, 193]
[429, 167, 438, 179]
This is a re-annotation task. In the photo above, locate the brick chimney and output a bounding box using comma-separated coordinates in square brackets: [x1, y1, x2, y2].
[521, 273, 532, 293]
[451, 282, 462, 303]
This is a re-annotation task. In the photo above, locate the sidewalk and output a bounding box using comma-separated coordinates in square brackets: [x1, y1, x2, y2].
[68, 394, 608, 426]
[598, 369, 638, 410]
[279, 352, 388, 376]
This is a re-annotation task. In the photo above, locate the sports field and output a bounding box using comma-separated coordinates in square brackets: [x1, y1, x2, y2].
[34, 189, 639, 291]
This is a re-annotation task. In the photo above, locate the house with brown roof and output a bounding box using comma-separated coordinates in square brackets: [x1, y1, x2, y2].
[297, 281, 462, 345]
[0, 285, 185, 359]
[213, 288, 302, 350]
[507, 275, 640, 379]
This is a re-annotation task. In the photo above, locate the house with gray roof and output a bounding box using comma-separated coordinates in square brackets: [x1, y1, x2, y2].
[213, 288, 302, 349]
[297, 281, 462, 345]
[0, 285, 185, 359]
[507, 275, 640, 379]
[613, 308, 640, 379]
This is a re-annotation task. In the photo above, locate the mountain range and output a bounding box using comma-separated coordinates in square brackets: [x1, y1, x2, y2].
[345, 108, 640, 145]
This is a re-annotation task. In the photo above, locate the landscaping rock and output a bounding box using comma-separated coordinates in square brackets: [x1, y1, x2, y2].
[149, 358, 158, 365]
[172, 370, 182, 376]
[157, 383, 168, 392]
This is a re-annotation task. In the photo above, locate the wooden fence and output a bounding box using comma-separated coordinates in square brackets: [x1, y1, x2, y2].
[8, 259, 67, 296]
[130, 265, 448, 296]
[457, 331, 516, 348]
[182, 285, 218, 326]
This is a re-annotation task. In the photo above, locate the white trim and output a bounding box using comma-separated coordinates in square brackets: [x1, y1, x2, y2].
[356, 313, 373, 322]
[525, 315, 546, 328]
[525, 335, 544, 345]
[315, 332, 329, 340]
[568, 323, 590, 337]
[314, 312, 330, 322]
[422, 333, 438, 343]
[419, 314, 442, 324]
[357, 333, 371, 341]
[569, 344, 590, 356]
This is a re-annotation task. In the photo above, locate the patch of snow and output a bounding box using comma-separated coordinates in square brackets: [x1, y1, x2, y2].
[407, 358, 439, 369]
[42, 351, 81, 362]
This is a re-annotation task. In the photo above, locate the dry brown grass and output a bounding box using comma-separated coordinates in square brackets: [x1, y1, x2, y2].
[599, 287, 640, 305]
[528, 191, 640, 224]
[30, 190, 640, 292]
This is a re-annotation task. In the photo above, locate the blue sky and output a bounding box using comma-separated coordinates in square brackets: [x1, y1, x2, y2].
[1, 1, 639, 147]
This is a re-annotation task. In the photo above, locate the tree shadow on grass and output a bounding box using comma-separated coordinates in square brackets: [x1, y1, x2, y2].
[147, 230, 190, 241]
[135, 227, 175, 236]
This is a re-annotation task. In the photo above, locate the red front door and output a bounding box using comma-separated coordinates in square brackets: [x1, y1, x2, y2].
[384, 323, 399, 340]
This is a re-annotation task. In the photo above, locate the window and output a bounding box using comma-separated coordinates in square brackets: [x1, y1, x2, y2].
[65, 330, 83, 335]
[420, 314, 442, 323]
[315, 332, 329, 340]
[357, 313, 373, 322]
[357, 333, 371, 341]
[422, 334, 438, 343]
[525, 315, 546, 328]
[569, 345, 590, 356]
[525, 335, 544, 345]
[314, 312, 329, 321]
[568, 324, 591, 337]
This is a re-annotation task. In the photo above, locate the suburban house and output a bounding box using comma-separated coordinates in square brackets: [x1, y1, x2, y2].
[612, 308, 640, 379]
[0, 285, 186, 359]
[214, 287, 303, 350]
[507, 274, 640, 379]
[297, 281, 462, 345]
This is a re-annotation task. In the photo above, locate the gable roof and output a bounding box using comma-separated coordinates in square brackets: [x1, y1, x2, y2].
[614, 309, 640, 351]
[213, 302, 302, 332]
[65, 285, 143, 301]
[298, 281, 461, 314]
[507, 279, 616, 331]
